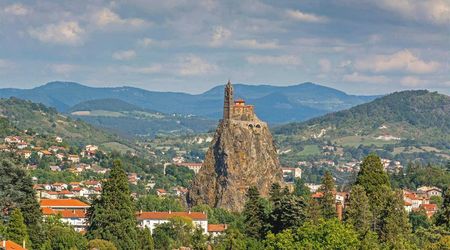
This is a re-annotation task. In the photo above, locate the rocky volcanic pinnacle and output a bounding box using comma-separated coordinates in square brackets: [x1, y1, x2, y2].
[188, 82, 283, 212]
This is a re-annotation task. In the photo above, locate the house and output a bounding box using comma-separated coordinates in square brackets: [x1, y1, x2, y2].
[1, 240, 27, 250]
[55, 136, 63, 143]
[0, 144, 10, 152]
[281, 167, 302, 183]
[420, 204, 438, 218]
[156, 189, 168, 197]
[175, 162, 203, 174]
[403, 191, 430, 210]
[40, 191, 60, 199]
[4, 136, 22, 144]
[17, 150, 32, 159]
[68, 155, 80, 163]
[49, 166, 61, 172]
[38, 150, 52, 158]
[56, 153, 65, 161]
[305, 183, 321, 193]
[52, 182, 68, 191]
[208, 224, 227, 237]
[137, 211, 208, 234]
[40, 199, 89, 232]
[417, 186, 442, 198]
[311, 191, 349, 207]
[16, 142, 28, 150]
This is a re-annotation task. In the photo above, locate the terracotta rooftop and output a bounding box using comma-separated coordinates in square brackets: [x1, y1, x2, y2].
[208, 224, 227, 232]
[137, 211, 207, 221]
[1, 240, 27, 250]
[40, 199, 89, 208]
[42, 207, 87, 218]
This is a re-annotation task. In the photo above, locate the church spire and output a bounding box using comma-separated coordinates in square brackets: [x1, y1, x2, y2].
[223, 80, 233, 120]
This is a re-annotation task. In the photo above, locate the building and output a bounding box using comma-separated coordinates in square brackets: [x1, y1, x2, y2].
[208, 224, 228, 237]
[281, 167, 302, 183]
[137, 211, 208, 234]
[68, 155, 80, 163]
[223, 81, 256, 121]
[417, 186, 442, 198]
[1, 240, 27, 250]
[176, 162, 203, 174]
[40, 199, 89, 232]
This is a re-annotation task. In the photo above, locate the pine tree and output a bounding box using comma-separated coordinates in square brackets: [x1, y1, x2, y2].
[86, 160, 138, 250]
[380, 190, 413, 249]
[293, 178, 310, 199]
[319, 171, 336, 219]
[137, 228, 154, 250]
[5, 208, 30, 247]
[274, 194, 307, 233]
[355, 154, 391, 234]
[435, 187, 450, 229]
[344, 185, 372, 236]
[242, 186, 268, 239]
[0, 160, 44, 248]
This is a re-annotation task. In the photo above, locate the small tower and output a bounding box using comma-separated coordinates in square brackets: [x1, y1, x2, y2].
[223, 80, 233, 120]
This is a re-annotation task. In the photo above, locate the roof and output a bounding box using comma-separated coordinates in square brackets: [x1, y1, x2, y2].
[40, 199, 89, 208]
[2, 240, 27, 250]
[421, 204, 438, 211]
[42, 207, 87, 218]
[208, 224, 227, 232]
[137, 211, 207, 221]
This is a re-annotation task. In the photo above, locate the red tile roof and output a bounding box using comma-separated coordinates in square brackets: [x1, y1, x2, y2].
[40, 199, 89, 208]
[421, 204, 438, 211]
[137, 211, 207, 221]
[42, 207, 87, 218]
[2, 240, 27, 250]
[208, 224, 227, 232]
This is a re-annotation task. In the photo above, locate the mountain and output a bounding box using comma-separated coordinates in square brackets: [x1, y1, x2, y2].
[0, 97, 134, 152]
[0, 81, 377, 124]
[273, 90, 450, 165]
[69, 98, 216, 137]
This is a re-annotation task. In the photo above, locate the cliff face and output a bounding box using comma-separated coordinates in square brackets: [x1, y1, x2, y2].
[188, 118, 283, 212]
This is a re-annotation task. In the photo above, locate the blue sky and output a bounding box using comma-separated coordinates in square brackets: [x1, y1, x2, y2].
[0, 0, 449, 94]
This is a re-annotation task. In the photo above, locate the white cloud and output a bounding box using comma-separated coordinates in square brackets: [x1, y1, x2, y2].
[122, 65, 162, 74]
[319, 59, 331, 73]
[50, 64, 78, 74]
[246, 55, 300, 65]
[286, 9, 328, 23]
[28, 21, 85, 45]
[138, 38, 155, 47]
[354, 50, 440, 74]
[112, 50, 136, 60]
[92, 8, 148, 28]
[375, 0, 450, 25]
[234, 39, 279, 49]
[4, 3, 29, 16]
[343, 72, 390, 84]
[178, 55, 218, 76]
[210, 26, 231, 47]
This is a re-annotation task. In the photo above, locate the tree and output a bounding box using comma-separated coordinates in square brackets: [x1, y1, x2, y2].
[345, 185, 373, 236]
[380, 190, 414, 249]
[137, 228, 154, 250]
[88, 239, 117, 250]
[435, 188, 450, 229]
[293, 178, 310, 199]
[191, 227, 207, 250]
[153, 216, 193, 250]
[270, 192, 307, 234]
[409, 209, 430, 232]
[214, 227, 247, 250]
[86, 160, 138, 250]
[0, 160, 44, 248]
[318, 171, 336, 219]
[355, 154, 391, 196]
[5, 208, 30, 248]
[242, 186, 269, 239]
[44, 225, 88, 250]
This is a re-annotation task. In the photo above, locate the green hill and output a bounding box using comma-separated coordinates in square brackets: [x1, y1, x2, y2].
[273, 90, 450, 165]
[69, 98, 216, 138]
[0, 97, 132, 150]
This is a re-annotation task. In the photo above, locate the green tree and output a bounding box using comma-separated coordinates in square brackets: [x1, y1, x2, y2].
[270, 192, 307, 234]
[152, 216, 193, 250]
[214, 227, 247, 250]
[0, 160, 44, 248]
[191, 227, 207, 250]
[44, 225, 88, 250]
[409, 209, 430, 232]
[435, 188, 450, 229]
[318, 171, 336, 219]
[264, 230, 298, 250]
[293, 178, 310, 199]
[88, 239, 117, 250]
[380, 190, 414, 249]
[242, 186, 269, 239]
[356, 154, 391, 195]
[5, 208, 30, 248]
[137, 228, 154, 250]
[86, 160, 138, 250]
[344, 185, 373, 236]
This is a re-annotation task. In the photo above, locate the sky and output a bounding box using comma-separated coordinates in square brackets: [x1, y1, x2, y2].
[0, 0, 449, 95]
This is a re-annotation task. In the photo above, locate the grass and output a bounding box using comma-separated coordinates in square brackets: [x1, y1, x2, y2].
[334, 135, 395, 147]
[297, 145, 321, 156]
[100, 142, 135, 153]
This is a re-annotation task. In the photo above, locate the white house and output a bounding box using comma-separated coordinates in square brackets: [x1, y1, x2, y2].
[40, 199, 89, 232]
[137, 211, 208, 234]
